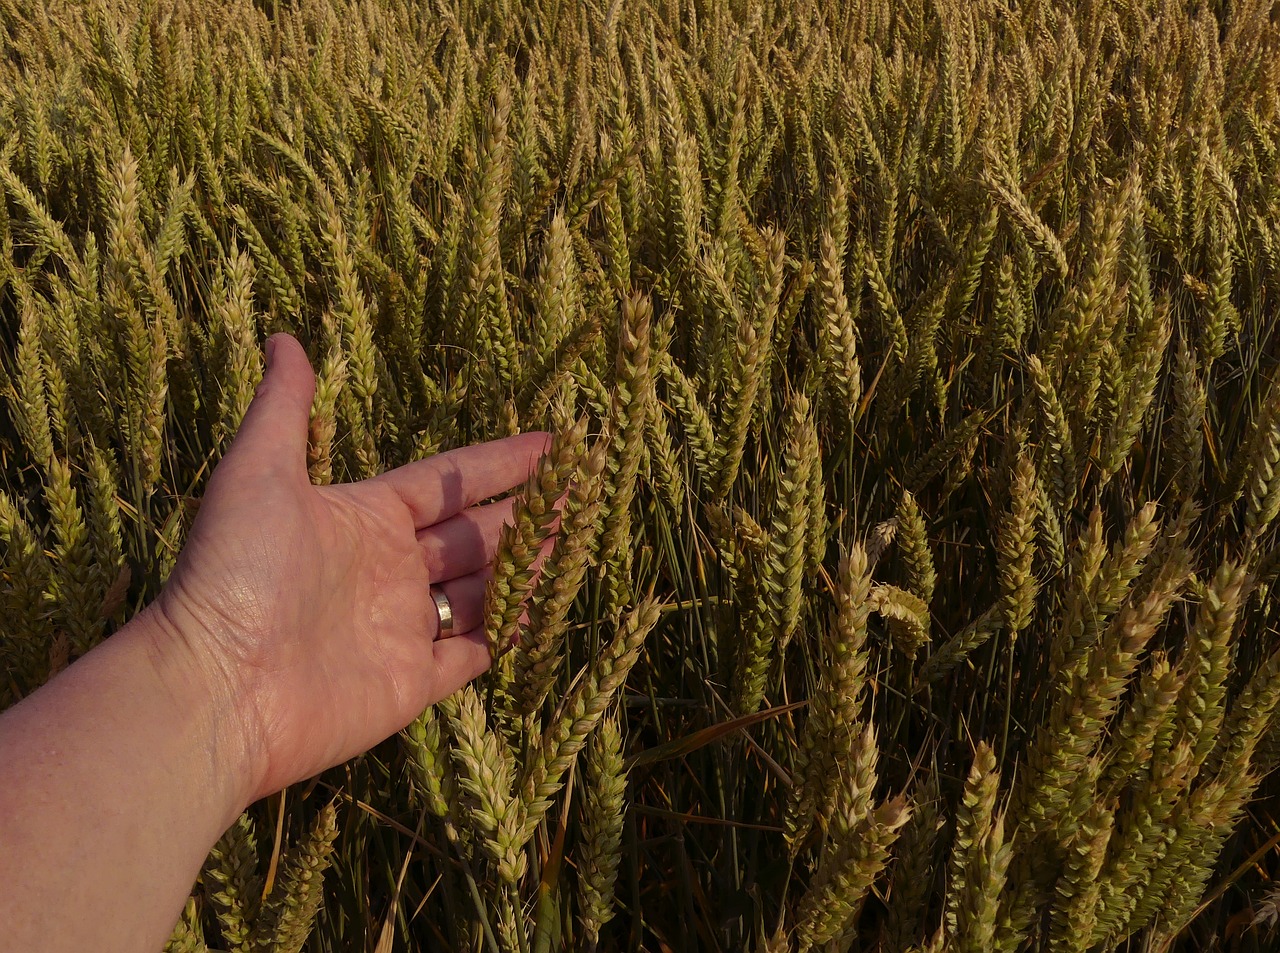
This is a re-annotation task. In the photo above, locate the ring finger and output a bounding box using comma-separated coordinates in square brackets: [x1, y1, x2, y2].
[429, 536, 559, 640]
[430, 569, 491, 640]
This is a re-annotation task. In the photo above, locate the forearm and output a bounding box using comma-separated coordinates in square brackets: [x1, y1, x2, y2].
[0, 608, 255, 953]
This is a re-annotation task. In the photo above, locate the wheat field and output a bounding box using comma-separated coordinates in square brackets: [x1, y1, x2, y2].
[3, 0, 1280, 949]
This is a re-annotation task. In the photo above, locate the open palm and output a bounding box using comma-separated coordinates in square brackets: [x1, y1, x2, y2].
[151, 333, 549, 801]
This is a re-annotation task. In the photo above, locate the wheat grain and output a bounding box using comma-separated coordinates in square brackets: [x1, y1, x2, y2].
[787, 546, 872, 848]
[515, 431, 607, 718]
[766, 392, 816, 651]
[599, 293, 654, 610]
[578, 715, 627, 949]
[520, 598, 659, 843]
[485, 416, 584, 659]
[815, 171, 861, 416]
[896, 490, 935, 608]
[206, 813, 261, 953]
[445, 685, 526, 884]
[793, 796, 911, 952]
[997, 454, 1039, 640]
[252, 802, 338, 953]
[869, 584, 931, 660]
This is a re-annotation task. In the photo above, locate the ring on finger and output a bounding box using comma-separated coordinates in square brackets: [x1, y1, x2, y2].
[431, 588, 454, 638]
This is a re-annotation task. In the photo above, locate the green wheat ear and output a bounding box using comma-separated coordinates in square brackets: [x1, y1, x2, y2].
[252, 801, 339, 953]
[206, 812, 262, 953]
[578, 715, 627, 950]
[164, 897, 209, 953]
[896, 489, 935, 608]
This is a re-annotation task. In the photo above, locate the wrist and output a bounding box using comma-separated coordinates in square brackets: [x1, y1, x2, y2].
[122, 603, 267, 822]
[0, 599, 264, 951]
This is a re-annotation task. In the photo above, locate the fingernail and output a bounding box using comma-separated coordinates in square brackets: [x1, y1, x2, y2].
[264, 336, 278, 368]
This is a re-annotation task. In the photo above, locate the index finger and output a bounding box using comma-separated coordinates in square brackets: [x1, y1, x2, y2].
[373, 432, 551, 529]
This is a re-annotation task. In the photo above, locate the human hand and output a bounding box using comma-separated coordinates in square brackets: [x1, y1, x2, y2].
[145, 333, 549, 804]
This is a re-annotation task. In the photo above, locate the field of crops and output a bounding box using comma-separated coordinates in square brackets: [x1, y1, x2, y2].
[4, 0, 1280, 949]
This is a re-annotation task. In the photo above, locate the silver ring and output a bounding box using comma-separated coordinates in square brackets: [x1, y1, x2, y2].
[431, 588, 454, 638]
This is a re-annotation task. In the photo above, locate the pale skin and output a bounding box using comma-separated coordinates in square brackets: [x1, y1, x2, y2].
[0, 333, 551, 952]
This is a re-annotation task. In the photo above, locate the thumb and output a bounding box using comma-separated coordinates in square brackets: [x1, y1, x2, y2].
[223, 333, 316, 481]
